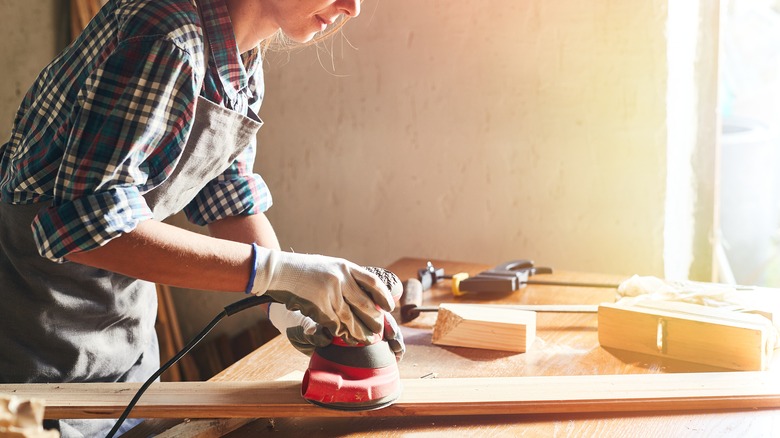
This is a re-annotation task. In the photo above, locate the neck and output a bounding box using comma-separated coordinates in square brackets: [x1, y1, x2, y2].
[225, 0, 278, 53]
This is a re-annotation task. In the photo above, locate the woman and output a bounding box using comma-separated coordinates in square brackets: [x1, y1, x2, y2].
[0, 0, 403, 435]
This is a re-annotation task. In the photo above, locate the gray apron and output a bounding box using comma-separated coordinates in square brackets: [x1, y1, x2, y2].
[0, 59, 263, 438]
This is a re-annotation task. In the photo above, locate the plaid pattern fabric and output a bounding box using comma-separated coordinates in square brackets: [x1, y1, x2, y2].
[0, 0, 271, 262]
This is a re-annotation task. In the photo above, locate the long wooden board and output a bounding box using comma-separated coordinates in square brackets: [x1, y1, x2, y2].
[2, 372, 780, 419]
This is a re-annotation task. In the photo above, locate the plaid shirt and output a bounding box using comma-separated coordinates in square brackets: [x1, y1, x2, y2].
[0, 0, 271, 262]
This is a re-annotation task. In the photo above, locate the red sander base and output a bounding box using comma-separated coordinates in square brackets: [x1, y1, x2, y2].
[301, 338, 401, 411]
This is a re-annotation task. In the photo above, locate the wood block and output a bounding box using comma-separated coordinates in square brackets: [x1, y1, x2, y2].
[598, 301, 776, 370]
[432, 303, 536, 352]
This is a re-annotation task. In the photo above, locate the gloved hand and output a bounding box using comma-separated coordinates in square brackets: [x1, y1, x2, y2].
[383, 310, 405, 361]
[248, 244, 397, 345]
[268, 304, 406, 361]
[267, 302, 332, 356]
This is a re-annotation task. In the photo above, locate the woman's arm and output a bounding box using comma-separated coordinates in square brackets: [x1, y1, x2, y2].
[207, 211, 280, 250]
[65, 216, 262, 293]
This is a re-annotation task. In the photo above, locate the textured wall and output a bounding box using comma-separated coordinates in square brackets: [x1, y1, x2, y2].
[0, 1, 66, 143]
[258, 0, 669, 277]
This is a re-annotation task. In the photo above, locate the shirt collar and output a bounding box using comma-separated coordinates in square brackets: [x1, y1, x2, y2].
[199, 0, 260, 100]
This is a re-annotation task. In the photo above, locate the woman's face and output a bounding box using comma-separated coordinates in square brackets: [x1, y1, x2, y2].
[270, 0, 361, 43]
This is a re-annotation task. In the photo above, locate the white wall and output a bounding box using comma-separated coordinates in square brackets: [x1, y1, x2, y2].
[258, 0, 669, 277]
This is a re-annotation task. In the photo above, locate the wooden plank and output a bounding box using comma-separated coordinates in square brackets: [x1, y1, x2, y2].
[155, 285, 181, 382]
[155, 284, 201, 381]
[124, 372, 303, 437]
[70, 0, 102, 40]
[153, 418, 253, 438]
[432, 303, 536, 352]
[3, 372, 780, 419]
[598, 301, 775, 370]
[160, 284, 201, 380]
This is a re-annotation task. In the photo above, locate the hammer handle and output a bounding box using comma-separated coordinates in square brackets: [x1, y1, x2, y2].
[400, 278, 425, 323]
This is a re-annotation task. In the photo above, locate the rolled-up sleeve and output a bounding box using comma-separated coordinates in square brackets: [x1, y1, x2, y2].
[31, 186, 154, 262]
[183, 135, 272, 225]
[32, 38, 199, 262]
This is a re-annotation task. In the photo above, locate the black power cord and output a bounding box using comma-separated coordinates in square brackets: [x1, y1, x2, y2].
[105, 294, 274, 438]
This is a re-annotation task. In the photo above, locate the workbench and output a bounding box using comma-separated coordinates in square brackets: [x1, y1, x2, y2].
[131, 257, 780, 437]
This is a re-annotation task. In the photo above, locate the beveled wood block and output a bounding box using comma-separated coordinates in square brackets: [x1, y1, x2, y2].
[432, 303, 536, 352]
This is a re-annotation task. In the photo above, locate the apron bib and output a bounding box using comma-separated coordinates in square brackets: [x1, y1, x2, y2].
[0, 98, 261, 382]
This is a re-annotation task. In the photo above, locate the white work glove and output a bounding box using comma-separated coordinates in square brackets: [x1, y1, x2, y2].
[268, 304, 406, 361]
[382, 310, 405, 361]
[267, 303, 332, 356]
[248, 244, 398, 345]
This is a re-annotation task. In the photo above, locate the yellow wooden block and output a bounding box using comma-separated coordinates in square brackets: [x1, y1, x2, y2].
[598, 301, 776, 370]
[432, 303, 536, 353]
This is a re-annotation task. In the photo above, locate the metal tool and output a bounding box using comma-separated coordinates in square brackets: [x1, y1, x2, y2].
[452, 259, 552, 296]
[417, 261, 451, 290]
[399, 278, 598, 323]
[418, 260, 619, 296]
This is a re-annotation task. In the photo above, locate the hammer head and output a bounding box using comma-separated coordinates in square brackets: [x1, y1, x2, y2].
[400, 304, 421, 323]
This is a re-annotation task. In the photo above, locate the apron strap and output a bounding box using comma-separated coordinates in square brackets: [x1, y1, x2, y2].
[193, 0, 211, 90]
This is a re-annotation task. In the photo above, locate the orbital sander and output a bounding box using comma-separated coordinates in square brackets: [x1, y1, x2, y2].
[301, 267, 403, 411]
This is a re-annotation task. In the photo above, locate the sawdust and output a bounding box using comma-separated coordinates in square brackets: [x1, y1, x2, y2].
[431, 306, 463, 344]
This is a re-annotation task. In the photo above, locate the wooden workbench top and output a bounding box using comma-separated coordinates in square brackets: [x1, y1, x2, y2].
[130, 258, 780, 437]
